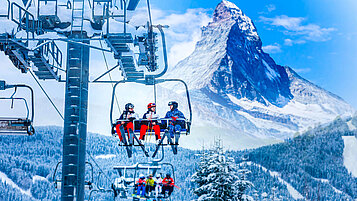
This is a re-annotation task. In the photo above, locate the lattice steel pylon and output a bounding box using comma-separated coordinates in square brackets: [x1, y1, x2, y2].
[61, 33, 90, 200]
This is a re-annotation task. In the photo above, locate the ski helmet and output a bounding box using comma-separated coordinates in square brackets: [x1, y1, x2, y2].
[168, 101, 178, 110]
[125, 103, 134, 111]
[147, 103, 156, 110]
[166, 173, 171, 178]
[156, 174, 161, 178]
[139, 174, 145, 179]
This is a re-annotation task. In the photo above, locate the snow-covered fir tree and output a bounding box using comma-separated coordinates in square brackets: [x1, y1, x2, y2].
[191, 140, 253, 201]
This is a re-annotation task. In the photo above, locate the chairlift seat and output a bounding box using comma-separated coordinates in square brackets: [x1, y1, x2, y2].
[0, 117, 34, 135]
[112, 118, 190, 138]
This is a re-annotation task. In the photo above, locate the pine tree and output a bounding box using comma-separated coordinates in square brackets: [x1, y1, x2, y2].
[191, 140, 253, 201]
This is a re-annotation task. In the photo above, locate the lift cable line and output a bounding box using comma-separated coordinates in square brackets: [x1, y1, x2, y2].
[28, 70, 64, 120]
[98, 40, 121, 114]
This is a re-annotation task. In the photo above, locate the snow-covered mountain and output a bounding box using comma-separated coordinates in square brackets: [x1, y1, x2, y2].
[165, 0, 355, 149]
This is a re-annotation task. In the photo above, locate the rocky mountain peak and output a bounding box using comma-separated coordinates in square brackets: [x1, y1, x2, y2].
[213, 0, 242, 22]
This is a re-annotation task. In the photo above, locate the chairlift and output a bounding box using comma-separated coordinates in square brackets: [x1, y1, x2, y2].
[108, 25, 192, 158]
[0, 80, 35, 135]
[91, 0, 111, 30]
[53, 161, 94, 190]
[112, 161, 175, 200]
[37, 0, 70, 30]
[110, 78, 192, 158]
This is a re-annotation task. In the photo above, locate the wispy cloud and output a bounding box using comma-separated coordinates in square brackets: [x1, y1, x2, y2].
[284, 38, 306, 46]
[260, 15, 336, 44]
[262, 43, 281, 54]
[293, 67, 311, 74]
[266, 4, 276, 12]
[259, 4, 276, 14]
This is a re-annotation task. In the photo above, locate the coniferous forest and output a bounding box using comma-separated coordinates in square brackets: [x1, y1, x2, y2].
[0, 116, 356, 200]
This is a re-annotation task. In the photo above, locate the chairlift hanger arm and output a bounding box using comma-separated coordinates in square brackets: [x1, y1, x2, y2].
[53, 161, 62, 182]
[2, 83, 35, 122]
[92, 64, 120, 82]
[0, 97, 30, 119]
[161, 162, 175, 181]
[155, 78, 192, 123]
[85, 162, 94, 185]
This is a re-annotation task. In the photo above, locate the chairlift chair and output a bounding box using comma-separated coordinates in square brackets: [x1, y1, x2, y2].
[91, 0, 111, 30]
[112, 162, 175, 200]
[110, 78, 192, 158]
[53, 161, 94, 190]
[0, 81, 35, 136]
[107, 25, 192, 158]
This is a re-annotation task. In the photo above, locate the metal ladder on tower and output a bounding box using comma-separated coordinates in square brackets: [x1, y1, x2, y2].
[71, 0, 85, 34]
[62, 46, 81, 199]
[62, 34, 90, 200]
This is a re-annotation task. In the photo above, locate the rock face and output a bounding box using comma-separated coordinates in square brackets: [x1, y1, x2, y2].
[165, 0, 355, 150]
[170, 0, 292, 107]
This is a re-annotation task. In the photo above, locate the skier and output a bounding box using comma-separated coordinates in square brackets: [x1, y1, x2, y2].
[162, 173, 174, 197]
[136, 174, 146, 197]
[164, 101, 185, 143]
[139, 103, 161, 143]
[155, 174, 163, 198]
[145, 174, 156, 196]
[115, 103, 139, 145]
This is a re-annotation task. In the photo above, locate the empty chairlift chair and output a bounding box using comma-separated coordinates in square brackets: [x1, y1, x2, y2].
[0, 80, 35, 135]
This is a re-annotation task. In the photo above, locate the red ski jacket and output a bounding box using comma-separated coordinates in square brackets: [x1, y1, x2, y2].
[136, 179, 146, 186]
[162, 177, 174, 186]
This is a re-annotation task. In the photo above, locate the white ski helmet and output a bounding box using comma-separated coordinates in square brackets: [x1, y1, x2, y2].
[139, 174, 145, 179]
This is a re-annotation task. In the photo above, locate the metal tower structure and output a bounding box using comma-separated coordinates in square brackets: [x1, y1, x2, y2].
[0, 0, 192, 200]
[62, 32, 90, 200]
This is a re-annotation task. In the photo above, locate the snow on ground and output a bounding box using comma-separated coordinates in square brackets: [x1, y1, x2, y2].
[95, 154, 116, 159]
[0, 171, 33, 198]
[241, 162, 304, 200]
[33, 175, 48, 182]
[227, 93, 338, 134]
[347, 120, 357, 131]
[270, 171, 304, 200]
[312, 177, 344, 195]
[263, 60, 280, 81]
[342, 136, 357, 177]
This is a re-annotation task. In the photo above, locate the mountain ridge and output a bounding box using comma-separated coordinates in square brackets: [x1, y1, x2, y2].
[165, 0, 355, 149]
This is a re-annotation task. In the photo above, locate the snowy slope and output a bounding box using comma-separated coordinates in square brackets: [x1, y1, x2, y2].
[241, 162, 304, 200]
[162, 0, 355, 149]
[342, 136, 357, 177]
[0, 171, 33, 198]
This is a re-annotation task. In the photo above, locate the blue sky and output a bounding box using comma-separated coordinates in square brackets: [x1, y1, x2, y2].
[147, 0, 357, 109]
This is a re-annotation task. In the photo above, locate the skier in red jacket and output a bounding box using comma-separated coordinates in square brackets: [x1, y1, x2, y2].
[136, 174, 146, 197]
[161, 173, 174, 197]
[115, 103, 139, 145]
[139, 103, 161, 143]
